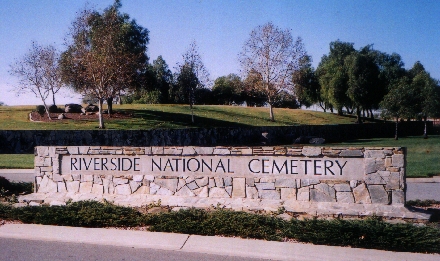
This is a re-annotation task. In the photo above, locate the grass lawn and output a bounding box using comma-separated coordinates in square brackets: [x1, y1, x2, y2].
[0, 104, 370, 130]
[0, 154, 34, 169]
[0, 136, 438, 177]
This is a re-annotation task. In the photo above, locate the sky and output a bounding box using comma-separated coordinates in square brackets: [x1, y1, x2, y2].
[1, 0, 439, 106]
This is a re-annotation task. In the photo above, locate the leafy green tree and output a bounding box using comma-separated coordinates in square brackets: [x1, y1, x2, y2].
[380, 77, 415, 139]
[60, 0, 149, 128]
[292, 55, 321, 108]
[410, 67, 439, 138]
[150, 55, 173, 103]
[239, 22, 307, 121]
[345, 49, 380, 123]
[316, 41, 356, 115]
[212, 74, 244, 105]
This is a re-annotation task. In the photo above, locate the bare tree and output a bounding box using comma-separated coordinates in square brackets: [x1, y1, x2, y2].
[239, 22, 307, 121]
[175, 41, 210, 123]
[60, 1, 149, 128]
[9, 41, 63, 119]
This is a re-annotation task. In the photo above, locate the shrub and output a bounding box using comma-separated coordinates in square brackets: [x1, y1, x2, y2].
[48, 105, 59, 113]
[35, 105, 46, 115]
[0, 176, 33, 196]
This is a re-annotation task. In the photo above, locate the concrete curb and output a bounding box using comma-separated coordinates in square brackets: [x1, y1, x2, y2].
[0, 224, 438, 261]
[0, 169, 34, 174]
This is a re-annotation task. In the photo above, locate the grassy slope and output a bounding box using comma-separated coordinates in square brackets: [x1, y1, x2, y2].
[0, 104, 366, 130]
[0, 105, 438, 177]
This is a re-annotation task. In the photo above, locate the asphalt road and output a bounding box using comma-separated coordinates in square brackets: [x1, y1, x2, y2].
[0, 237, 267, 261]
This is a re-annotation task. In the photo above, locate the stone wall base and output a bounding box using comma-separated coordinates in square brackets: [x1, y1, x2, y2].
[17, 193, 431, 220]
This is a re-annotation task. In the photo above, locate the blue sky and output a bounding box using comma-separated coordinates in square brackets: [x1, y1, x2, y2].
[1, 0, 439, 105]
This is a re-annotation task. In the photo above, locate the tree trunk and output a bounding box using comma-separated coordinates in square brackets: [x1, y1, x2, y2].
[43, 102, 52, 120]
[369, 109, 374, 119]
[52, 91, 56, 106]
[337, 108, 343, 116]
[356, 106, 362, 124]
[106, 97, 113, 116]
[190, 103, 194, 124]
[98, 98, 105, 129]
[394, 117, 399, 140]
[269, 104, 275, 122]
[423, 116, 428, 139]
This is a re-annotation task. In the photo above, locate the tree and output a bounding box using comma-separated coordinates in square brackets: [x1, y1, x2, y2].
[151, 55, 173, 103]
[380, 77, 415, 139]
[212, 74, 244, 105]
[316, 41, 356, 115]
[60, 0, 149, 128]
[239, 22, 306, 121]
[242, 70, 267, 107]
[345, 49, 380, 123]
[408, 65, 439, 138]
[173, 41, 210, 123]
[292, 55, 321, 108]
[9, 41, 63, 119]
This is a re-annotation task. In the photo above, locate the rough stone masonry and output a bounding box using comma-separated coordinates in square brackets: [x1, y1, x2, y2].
[21, 145, 427, 219]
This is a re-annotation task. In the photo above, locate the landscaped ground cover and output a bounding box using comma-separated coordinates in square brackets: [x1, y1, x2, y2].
[0, 201, 439, 254]
[0, 136, 437, 177]
[0, 104, 370, 130]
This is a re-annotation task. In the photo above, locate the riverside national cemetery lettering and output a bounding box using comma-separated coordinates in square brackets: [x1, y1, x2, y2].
[62, 155, 364, 179]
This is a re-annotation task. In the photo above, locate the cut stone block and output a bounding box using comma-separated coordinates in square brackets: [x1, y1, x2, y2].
[365, 150, 385, 159]
[368, 185, 389, 204]
[336, 192, 354, 203]
[214, 177, 224, 188]
[115, 184, 131, 195]
[175, 185, 195, 197]
[66, 181, 80, 193]
[57, 182, 67, 193]
[193, 186, 209, 197]
[353, 183, 371, 204]
[133, 186, 150, 194]
[339, 149, 363, 157]
[255, 182, 275, 191]
[275, 178, 296, 188]
[392, 154, 405, 167]
[365, 158, 385, 174]
[246, 187, 258, 199]
[297, 187, 309, 201]
[302, 147, 321, 156]
[281, 188, 296, 200]
[333, 183, 351, 192]
[232, 178, 246, 198]
[195, 177, 209, 187]
[155, 178, 178, 192]
[392, 190, 405, 205]
[92, 184, 104, 194]
[259, 190, 280, 200]
[365, 173, 386, 185]
[209, 187, 230, 198]
[79, 182, 93, 193]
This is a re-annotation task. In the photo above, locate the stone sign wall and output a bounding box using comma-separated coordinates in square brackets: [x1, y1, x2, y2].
[29, 145, 411, 218]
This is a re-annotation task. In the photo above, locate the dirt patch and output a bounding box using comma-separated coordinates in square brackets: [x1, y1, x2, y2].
[30, 111, 133, 122]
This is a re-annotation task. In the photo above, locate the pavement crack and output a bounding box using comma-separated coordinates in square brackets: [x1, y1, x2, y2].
[180, 235, 191, 250]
